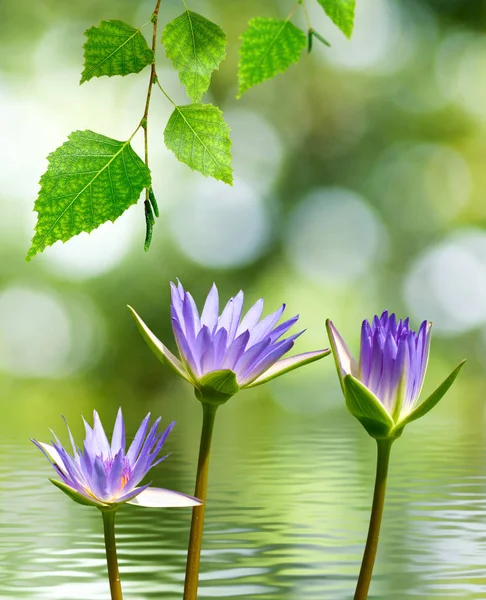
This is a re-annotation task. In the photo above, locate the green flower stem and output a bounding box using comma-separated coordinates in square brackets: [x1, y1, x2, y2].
[183, 402, 218, 600]
[102, 510, 123, 600]
[354, 439, 393, 600]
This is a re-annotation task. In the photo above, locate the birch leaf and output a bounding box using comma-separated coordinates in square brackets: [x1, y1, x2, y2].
[238, 17, 306, 97]
[162, 10, 227, 103]
[164, 104, 232, 184]
[316, 0, 356, 39]
[81, 20, 154, 83]
[28, 130, 151, 260]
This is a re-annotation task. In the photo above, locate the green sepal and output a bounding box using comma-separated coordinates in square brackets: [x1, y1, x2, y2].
[326, 318, 344, 392]
[50, 479, 107, 508]
[343, 375, 394, 439]
[392, 360, 466, 437]
[246, 349, 331, 387]
[128, 306, 192, 382]
[195, 369, 240, 406]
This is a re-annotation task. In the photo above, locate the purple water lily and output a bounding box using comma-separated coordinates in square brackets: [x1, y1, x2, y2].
[130, 283, 329, 600]
[327, 310, 465, 440]
[328, 311, 431, 421]
[32, 409, 201, 509]
[129, 281, 329, 397]
[326, 312, 465, 600]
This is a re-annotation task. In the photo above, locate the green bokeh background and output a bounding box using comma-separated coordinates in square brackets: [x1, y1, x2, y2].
[1, 0, 486, 598]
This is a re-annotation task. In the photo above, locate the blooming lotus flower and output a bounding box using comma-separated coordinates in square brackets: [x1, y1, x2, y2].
[32, 409, 201, 509]
[129, 281, 330, 404]
[130, 281, 329, 600]
[326, 311, 465, 440]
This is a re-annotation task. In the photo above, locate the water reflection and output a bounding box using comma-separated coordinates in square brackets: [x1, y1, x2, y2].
[2, 405, 486, 599]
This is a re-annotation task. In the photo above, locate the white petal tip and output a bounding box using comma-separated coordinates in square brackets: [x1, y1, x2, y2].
[326, 320, 358, 378]
[34, 441, 69, 475]
[127, 487, 202, 508]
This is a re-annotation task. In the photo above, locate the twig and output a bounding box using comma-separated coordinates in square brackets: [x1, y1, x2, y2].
[140, 0, 163, 202]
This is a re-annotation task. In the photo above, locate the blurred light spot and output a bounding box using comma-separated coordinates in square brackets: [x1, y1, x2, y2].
[404, 229, 486, 334]
[225, 109, 283, 194]
[270, 370, 341, 415]
[0, 23, 153, 243]
[370, 143, 471, 229]
[33, 21, 150, 133]
[0, 287, 104, 377]
[313, 0, 416, 74]
[41, 208, 138, 279]
[0, 85, 67, 222]
[393, 77, 447, 115]
[169, 177, 271, 269]
[33, 21, 81, 73]
[435, 32, 486, 122]
[0, 287, 70, 377]
[136, 0, 216, 28]
[286, 188, 386, 286]
[68, 297, 106, 372]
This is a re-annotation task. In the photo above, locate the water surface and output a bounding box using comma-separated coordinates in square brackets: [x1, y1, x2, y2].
[2, 405, 485, 600]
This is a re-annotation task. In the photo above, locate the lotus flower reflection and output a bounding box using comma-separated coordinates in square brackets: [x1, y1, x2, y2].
[32, 409, 201, 509]
[130, 281, 330, 402]
[327, 311, 465, 439]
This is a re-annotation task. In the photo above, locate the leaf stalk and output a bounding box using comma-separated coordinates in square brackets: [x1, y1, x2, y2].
[141, 0, 163, 181]
[138, 0, 163, 246]
[300, 0, 312, 30]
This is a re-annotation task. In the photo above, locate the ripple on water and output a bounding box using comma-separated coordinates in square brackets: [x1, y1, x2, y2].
[0, 414, 485, 598]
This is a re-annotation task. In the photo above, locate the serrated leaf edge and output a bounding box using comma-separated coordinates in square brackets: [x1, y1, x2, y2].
[182, 10, 210, 103]
[165, 104, 233, 185]
[317, 0, 355, 39]
[81, 20, 154, 84]
[237, 17, 306, 98]
[162, 10, 227, 104]
[28, 132, 150, 260]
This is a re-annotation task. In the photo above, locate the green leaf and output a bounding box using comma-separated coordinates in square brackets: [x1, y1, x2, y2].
[343, 374, 394, 439]
[27, 130, 151, 260]
[50, 479, 105, 508]
[81, 20, 154, 83]
[317, 0, 356, 39]
[394, 360, 466, 432]
[237, 17, 306, 97]
[162, 10, 227, 103]
[164, 104, 233, 184]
